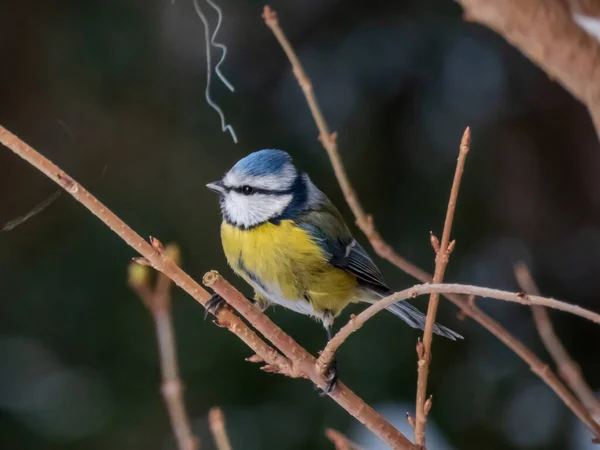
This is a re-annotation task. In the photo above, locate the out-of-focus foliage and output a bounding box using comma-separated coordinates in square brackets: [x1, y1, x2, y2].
[0, 1, 598, 449]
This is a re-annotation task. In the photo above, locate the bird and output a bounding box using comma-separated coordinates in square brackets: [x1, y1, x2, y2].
[206, 149, 462, 393]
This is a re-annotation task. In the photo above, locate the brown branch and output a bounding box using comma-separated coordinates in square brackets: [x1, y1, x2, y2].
[414, 128, 470, 446]
[568, 0, 600, 18]
[515, 263, 600, 419]
[202, 272, 414, 449]
[0, 125, 415, 450]
[209, 407, 233, 450]
[261, 6, 600, 442]
[325, 428, 362, 450]
[128, 244, 199, 450]
[320, 283, 600, 364]
[323, 282, 600, 439]
[263, 6, 369, 227]
[456, 0, 600, 139]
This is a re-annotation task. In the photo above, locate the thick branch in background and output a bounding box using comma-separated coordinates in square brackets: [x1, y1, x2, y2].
[262, 4, 600, 443]
[0, 125, 414, 450]
[414, 128, 470, 446]
[515, 263, 600, 420]
[456, 0, 600, 138]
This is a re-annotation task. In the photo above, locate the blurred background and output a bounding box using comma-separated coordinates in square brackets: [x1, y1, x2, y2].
[1, 0, 599, 449]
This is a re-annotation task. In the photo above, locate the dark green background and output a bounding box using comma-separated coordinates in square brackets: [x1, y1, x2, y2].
[0, 1, 599, 449]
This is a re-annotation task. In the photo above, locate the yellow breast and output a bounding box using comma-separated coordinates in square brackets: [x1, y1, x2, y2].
[220, 220, 357, 315]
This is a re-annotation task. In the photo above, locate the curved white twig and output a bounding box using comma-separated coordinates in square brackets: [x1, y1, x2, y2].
[193, 0, 238, 143]
[205, 0, 235, 92]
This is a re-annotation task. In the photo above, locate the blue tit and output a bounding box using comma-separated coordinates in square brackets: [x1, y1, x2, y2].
[207, 149, 462, 392]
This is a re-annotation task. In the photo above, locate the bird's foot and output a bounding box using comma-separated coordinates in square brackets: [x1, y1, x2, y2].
[316, 358, 338, 396]
[205, 293, 227, 319]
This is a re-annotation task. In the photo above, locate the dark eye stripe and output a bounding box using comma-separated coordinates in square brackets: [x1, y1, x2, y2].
[225, 185, 293, 196]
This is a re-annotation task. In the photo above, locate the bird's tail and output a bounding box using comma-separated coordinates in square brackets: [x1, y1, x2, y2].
[386, 300, 463, 340]
[362, 285, 463, 341]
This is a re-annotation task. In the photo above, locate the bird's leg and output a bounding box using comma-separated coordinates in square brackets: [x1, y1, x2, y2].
[204, 293, 227, 319]
[319, 310, 338, 395]
[205, 293, 259, 319]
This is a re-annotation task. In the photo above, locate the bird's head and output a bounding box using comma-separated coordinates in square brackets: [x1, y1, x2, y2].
[207, 149, 306, 228]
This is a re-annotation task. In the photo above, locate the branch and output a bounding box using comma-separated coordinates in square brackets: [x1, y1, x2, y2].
[128, 245, 199, 450]
[320, 282, 600, 439]
[414, 128, 470, 446]
[0, 125, 415, 450]
[263, 6, 369, 227]
[262, 5, 600, 442]
[325, 428, 363, 450]
[456, 0, 600, 139]
[321, 283, 600, 364]
[202, 272, 414, 449]
[209, 407, 233, 450]
[515, 263, 600, 419]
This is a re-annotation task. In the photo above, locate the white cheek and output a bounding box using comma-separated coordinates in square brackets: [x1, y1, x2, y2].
[223, 193, 292, 227]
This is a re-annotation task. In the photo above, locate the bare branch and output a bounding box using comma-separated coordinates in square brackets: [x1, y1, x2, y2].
[262, 5, 600, 442]
[0, 125, 414, 450]
[321, 282, 600, 439]
[456, 0, 600, 139]
[209, 407, 233, 450]
[323, 283, 600, 357]
[202, 271, 414, 449]
[414, 128, 470, 446]
[515, 263, 600, 419]
[128, 246, 198, 450]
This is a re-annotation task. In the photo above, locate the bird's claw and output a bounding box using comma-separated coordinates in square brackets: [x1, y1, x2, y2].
[205, 293, 227, 319]
[317, 358, 338, 396]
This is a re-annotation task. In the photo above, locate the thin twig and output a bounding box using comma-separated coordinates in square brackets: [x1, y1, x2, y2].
[0, 125, 414, 450]
[263, 6, 367, 225]
[128, 246, 198, 450]
[323, 283, 600, 438]
[515, 263, 600, 419]
[209, 407, 233, 450]
[320, 283, 600, 364]
[414, 128, 470, 446]
[262, 4, 600, 443]
[325, 428, 363, 450]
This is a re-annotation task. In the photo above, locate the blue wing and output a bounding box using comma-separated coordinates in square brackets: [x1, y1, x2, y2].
[333, 239, 390, 293]
[296, 200, 390, 294]
[297, 202, 462, 340]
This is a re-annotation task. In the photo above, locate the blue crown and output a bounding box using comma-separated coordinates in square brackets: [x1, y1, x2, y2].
[232, 149, 293, 176]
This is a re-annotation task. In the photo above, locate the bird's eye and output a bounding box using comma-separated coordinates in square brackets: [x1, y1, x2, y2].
[242, 185, 253, 195]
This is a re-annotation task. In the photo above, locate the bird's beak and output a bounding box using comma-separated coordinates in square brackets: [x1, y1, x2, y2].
[206, 180, 226, 195]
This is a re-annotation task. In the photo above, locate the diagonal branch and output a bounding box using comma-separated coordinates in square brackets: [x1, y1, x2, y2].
[202, 272, 414, 449]
[0, 125, 414, 450]
[263, 6, 370, 228]
[414, 128, 470, 446]
[261, 5, 600, 442]
[515, 263, 600, 419]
